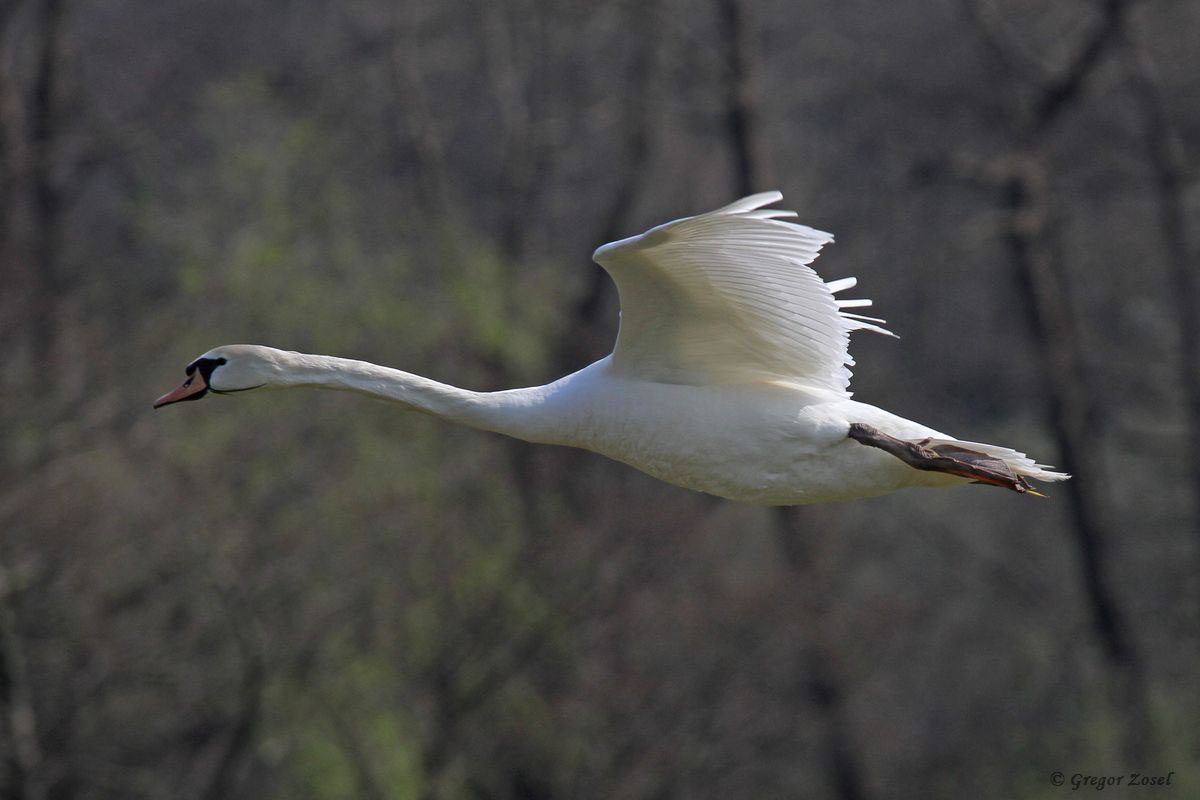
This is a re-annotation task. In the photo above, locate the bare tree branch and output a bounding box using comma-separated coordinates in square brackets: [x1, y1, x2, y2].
[1032, 0, 1127, 132]
[960, 0, 1056, 83]
[962, 0, 1130, 136]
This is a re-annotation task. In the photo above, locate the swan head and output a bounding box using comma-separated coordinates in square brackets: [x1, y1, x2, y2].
[153, 345, 278, 408]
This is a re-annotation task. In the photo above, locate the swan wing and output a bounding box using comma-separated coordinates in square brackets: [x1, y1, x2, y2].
[592, 191, 892, 390]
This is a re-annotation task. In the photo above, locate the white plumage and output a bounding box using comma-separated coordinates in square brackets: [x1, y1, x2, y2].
[155, 192, 1068, 504]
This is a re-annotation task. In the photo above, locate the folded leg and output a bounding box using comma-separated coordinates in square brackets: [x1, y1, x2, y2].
[847, 423, 1040, 495]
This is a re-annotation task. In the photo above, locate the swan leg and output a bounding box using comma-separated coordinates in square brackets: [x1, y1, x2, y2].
[847, 423, 1040, 495]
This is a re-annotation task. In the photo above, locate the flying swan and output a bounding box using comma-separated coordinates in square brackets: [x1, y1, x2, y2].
[155, 192, 1068, 504]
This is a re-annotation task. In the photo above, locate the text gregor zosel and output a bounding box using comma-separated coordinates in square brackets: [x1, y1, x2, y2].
[1049, 771, 1174, 790]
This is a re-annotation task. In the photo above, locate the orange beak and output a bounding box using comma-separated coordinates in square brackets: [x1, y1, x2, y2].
[153, 370, 208, 408]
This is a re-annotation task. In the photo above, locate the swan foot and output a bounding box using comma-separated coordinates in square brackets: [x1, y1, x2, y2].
[847, 423, 1041, 496]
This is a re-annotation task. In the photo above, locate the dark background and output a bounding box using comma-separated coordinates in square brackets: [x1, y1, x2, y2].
[1, 0, 1197, 798]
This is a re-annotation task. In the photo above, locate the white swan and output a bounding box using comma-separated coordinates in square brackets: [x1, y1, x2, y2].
[155, 191, 1068, 504]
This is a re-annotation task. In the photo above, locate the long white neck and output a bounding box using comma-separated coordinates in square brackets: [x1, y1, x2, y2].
[262, 350, 565, 443]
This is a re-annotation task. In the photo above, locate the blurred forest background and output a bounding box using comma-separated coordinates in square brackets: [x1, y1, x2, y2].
[2, 0, 1198, 798]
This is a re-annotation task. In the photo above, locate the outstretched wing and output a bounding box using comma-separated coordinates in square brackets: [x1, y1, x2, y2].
[592, 191, 892, 392]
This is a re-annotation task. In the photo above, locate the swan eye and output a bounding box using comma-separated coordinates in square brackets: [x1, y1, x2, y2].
[186, 357, 226, 383]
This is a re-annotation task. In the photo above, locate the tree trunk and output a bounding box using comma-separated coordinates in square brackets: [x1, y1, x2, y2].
[999, 162, 1155, 766]
[0, 553, 46, 800]
[28, 0, 67, 381]
[1120, 23, 1200, 541]
[717, 0, 769, 196]
[718, 1, 869, 795]
[961, 0, 1156, 766]
[774, 507, 868, 800]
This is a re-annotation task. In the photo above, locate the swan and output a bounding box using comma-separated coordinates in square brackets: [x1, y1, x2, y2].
[154, 191, 1068, 504]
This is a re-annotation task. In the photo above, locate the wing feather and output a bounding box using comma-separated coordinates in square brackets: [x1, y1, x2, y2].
[592, 192, 892, 391]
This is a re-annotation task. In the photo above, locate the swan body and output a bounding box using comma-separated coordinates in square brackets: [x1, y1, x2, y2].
[156, 192, 1068, 504]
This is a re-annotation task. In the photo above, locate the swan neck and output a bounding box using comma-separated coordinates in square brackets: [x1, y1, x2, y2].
[270, 352, 557, 441]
